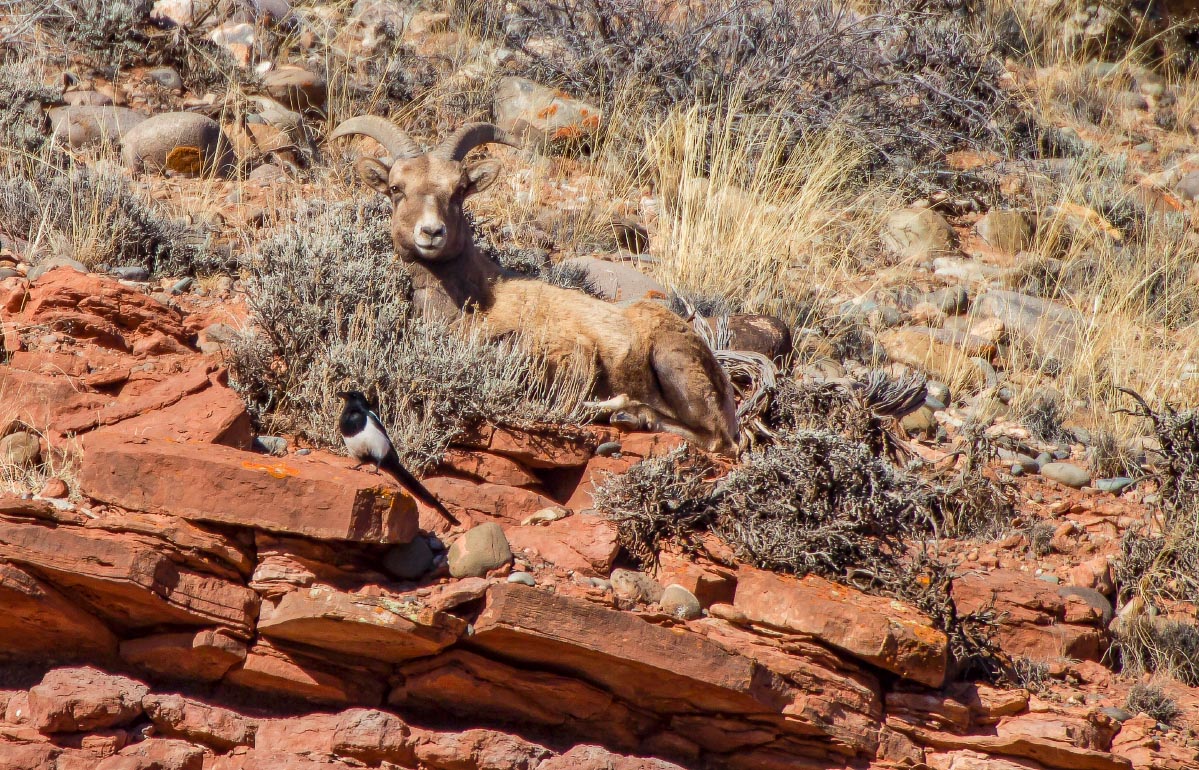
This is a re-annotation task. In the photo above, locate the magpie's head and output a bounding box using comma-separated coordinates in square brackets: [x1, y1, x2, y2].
[336, 390, 369, 406]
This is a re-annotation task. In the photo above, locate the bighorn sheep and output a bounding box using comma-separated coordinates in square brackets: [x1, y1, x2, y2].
[331, 116, 740, 454]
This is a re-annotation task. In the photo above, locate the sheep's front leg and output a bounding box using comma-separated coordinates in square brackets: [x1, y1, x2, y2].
[583, 394, 633, 415]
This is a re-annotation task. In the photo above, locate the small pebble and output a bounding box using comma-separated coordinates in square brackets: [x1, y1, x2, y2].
[1042, 462, 1091, 489]
[146, 66, 184, 91]
[595, 441, 622, 457]
[253, 435, 288, 456]
[926, 380, 951, 405]
[295, 448, 311, 456]
[507, 572, 536, 586]
[111, 265, 150, 281]
[660, 584, 702, 620]
[170, 276, 194, 295]
[1037, 574, 1061, 584]
[38, 478, 70, 499]
[708, 603, 747, 624]
[1094, 476, 1134, 493]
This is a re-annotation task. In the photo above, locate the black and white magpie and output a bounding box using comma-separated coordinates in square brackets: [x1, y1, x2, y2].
[336, 390, 460, 525]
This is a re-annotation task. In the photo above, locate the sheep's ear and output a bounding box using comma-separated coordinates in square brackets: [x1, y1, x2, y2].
[464, 159, 500, 197]
[355, 157, 391, 195]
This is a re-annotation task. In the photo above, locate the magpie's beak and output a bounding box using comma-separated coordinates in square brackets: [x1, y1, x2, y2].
[335, 391, 351, 400]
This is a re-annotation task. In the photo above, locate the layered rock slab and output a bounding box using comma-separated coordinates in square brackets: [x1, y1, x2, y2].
[952, 570, 1106, 662]
[0, 501, 258, 633]
[0, 563, 118, 662]
[433, 583, 888, 763]
[79, 434, 418, 543]
[258, 585, 467, 662]
[733, 568, 949, 687]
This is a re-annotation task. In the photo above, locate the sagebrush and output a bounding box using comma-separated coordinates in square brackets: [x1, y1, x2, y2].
[0, 163, 206, 275]
[228, 199, 590, 471]
[478, 0, 1022, 175]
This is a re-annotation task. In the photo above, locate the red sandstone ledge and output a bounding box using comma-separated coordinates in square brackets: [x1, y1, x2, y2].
[79, 433, 419, 544]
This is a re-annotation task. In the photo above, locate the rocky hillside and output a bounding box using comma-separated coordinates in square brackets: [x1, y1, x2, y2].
[4, 0, 1199, 769]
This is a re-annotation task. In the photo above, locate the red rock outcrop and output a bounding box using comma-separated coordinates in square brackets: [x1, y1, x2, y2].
[79, 433, 419, 543]
[952, 571, 1107, 662]
[20, 268, 191, 353]
[0, 279, 1190, 770]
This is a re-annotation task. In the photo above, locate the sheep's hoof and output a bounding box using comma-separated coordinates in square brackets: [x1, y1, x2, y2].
[610, 410, 643, 431]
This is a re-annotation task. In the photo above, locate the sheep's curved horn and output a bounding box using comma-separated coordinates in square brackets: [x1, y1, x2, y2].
[432, 122, 521, 161]
[329, 116, 422, 161]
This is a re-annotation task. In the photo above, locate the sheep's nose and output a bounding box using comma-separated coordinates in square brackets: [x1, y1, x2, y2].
[420, 224, 446, 239]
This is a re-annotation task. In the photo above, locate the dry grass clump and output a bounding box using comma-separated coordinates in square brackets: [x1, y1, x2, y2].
[1113, 390, 1199, 604]
[0, 164, 207, 275]
[0, 55, 59, 156]
[641, 104, 889, 329]
[0, 428, 79, 499]
[480, 0, 1018, 175]
[964, 146, 1199, 442]
[1118, 618, 1199, 688]
[594, 428, 1009, 676]
[228, 199, 590, 471]
[1126, 682, 1181, 724]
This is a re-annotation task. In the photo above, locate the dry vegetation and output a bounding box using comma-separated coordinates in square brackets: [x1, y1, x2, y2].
[227, 198, 591, 470]
[7, 0, 1199, 693]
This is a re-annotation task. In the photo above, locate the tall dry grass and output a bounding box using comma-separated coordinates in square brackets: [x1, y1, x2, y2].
[638, 100, 900, 329]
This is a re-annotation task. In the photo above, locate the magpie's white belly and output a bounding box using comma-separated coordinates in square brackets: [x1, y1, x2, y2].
[344, 419, 391, 462]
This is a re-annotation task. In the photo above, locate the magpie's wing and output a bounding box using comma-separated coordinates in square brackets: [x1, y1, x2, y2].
[366, 409, 394, 445]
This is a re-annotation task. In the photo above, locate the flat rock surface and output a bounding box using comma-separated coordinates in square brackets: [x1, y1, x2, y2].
[258, 585, 466, 662]
[734, 568, 949, 687]
[79, 434, 419, 543]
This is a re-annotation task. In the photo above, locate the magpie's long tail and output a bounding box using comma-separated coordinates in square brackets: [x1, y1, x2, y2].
[381, 452, 461, 525]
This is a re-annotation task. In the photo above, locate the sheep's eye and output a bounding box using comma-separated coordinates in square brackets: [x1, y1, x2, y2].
[389, 185, 404, 197]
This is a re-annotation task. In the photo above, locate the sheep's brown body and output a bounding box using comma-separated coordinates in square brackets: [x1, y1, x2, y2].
[333, 117, 739, 454]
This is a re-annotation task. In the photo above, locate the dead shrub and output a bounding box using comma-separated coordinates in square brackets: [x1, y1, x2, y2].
[228, 199, 589, 471]
[0, 55, 59, 156]
[1019, 391, 1073, 444]
[1114, 389, 1199, 608]
[1126, 683, 1181, 724]
[594, 425, 1010, 678]
[477, 0, 1022, 176]
[26, 0, 152, 60]
[710, 431, 934, 581]
[1006, 656, 1051, 692]
[1090, 430, 1138, 478]
[0, 164, 207, 275]
[1117, 618, 1199, 688]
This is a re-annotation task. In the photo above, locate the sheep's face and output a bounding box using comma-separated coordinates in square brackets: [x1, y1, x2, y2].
[357, 155, 500, 263]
